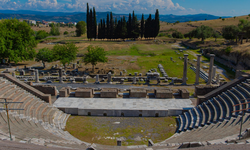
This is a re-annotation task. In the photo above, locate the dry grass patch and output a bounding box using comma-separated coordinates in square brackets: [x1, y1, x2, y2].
[65, 116, 176, 146]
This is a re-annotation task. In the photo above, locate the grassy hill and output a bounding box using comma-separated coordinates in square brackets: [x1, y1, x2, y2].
[160, 15, 250, 34]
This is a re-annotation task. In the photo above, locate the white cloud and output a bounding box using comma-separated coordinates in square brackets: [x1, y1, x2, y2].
[0, 0, 189, 14]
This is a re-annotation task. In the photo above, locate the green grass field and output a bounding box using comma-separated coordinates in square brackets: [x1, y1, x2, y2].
[106, 44, 205, 84]
[65, 116, 176, 146]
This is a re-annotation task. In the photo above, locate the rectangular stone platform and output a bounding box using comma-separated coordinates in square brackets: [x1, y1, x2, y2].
[54, 98, 194, 117]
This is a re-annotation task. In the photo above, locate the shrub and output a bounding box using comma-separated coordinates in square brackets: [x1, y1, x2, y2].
[172, 31, 184, 39]
[64, 31, 69, 35]
[158, 33, 166, 37]
[223, 46, 233, 55]
[222, 18, 225, 21]
[36, 30, 49, 40]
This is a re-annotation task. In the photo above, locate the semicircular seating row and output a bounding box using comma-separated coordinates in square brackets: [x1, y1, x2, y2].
[164, 79, 250, 144]
[0, 77, 89, 149]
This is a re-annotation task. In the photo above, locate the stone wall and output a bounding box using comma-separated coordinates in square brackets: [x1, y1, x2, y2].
[195, 85, 219, 97]
[59, 108, 184, 117]
[32, 85, 57, 96]
[0, 73, 51, 104]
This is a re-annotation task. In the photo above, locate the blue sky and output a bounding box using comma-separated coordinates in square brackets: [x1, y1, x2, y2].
[0, 0, 249, 16]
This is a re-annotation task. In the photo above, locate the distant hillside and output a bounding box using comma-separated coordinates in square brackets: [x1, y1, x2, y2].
[0, 10, 231, 23]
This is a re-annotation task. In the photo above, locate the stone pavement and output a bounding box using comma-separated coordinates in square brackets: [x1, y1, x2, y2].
[54, 97, 194, 111]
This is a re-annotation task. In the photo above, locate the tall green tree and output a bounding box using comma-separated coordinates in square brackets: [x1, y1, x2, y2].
[35, 48, 54, 68]
[106, 14, 110, 40]
[82, 45, 108, 72]
[75, 21, 86, 37]
[110, 12, 114, 40]
[194, 25, 214, 41]
[50, 23, 60, 36]
[0, 18, 37, 64]
[154, 9, 160, 38]
[52, 43, 79, 66]
[121, 16, 127, 40]
[93, 7, 97, 39]
[141, 14, 144, 39]
[127, 13, 132, 38]
[86, 3, 90, 39]
[222, 25, 240, 42]
[89, 8, 93, 39]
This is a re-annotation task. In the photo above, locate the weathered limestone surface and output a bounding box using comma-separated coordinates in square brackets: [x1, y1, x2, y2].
[100, 88, 118, 98]
[75, 87, 93, 98]
[130, 88, 147, 98]
[155, 89, 173, 98]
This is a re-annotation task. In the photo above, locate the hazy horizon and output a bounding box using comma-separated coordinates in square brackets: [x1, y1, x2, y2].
[0, 0, 248, 16]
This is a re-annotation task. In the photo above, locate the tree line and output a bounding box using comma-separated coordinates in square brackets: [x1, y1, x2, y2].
[87, 3, 160, 40]
[171, 19, 250, 44]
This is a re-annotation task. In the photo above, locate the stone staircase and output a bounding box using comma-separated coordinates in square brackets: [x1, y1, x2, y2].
[0, 77, 89, 149]
[162, 79, 250, 145]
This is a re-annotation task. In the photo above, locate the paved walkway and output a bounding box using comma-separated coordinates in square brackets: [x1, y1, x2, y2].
[54, 97, 194, 110]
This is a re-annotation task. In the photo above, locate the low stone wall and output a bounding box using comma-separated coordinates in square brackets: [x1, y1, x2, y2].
[155, 89, 173, 98]
[0, 73, 51, 104]
[75, 87, 93, 98]
[59, 87, 68, 97]
[129, 88, 147, 98]
[179, 89, 190, 99]
[100, 88, 118, 98]
[195, 85, 219, 97]
[60, 108, 183, 117]
[32, 85, 57, 96]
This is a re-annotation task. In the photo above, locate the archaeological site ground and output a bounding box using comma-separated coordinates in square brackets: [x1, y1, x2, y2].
[1, 16, 250, 150]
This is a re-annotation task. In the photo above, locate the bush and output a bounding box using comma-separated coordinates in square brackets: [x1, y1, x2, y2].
[222, 18, 225, 21]
[167, 34, 173, 38]
[172, 31, 184, 39]
[158, 33, 166, 37]
[64, 31, 69, 35]
[36, 30, 49, 40]
[223, 46, 233, 55]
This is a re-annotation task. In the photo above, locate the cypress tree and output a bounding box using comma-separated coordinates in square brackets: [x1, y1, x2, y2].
[86, 3, 89, 40]
[141, 14, 144, 39]
[121, 16, 127, 40]
[154, 9, 160, 38]
[89, 8, 93, 39]
[98, 22, 101, 39]
[106, 14, 110, 40]
[102, 19, 106, 39]
[128, 13, 132, 39]
[110, 12, 114, 40]
[93, 7, 97, 40]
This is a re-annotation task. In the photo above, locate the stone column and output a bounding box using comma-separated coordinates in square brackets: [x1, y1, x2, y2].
[182, 54, 188, 85]
[59, 67, 63, 83]
[73, 63, 76, 69]
[207, 54, 215, 85]
[107, 72, 112, 84]
[195, 54, 201, 85]
[12, 72, 16, 78]
[132, 77, 137, 84]
[212, 66, 217, 79]
[35, 69, 40, 83]
[216, 74, 220, 84]
[83, 76, 88, 84]
[95, 74, 100, 84]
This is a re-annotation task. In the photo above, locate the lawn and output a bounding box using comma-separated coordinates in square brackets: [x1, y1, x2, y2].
[65, 116, 176, 146]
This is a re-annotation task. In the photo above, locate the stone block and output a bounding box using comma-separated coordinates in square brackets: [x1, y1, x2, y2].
[130, 88, 147, 98]
[75, 88, 93, 98]
[59, 87, 68, 97]
[179, 89, 190, 99]
[155, 89, 173, 98]
[100, 88, 118, 98]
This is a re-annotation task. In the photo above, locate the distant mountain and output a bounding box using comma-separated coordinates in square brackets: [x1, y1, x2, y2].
[0, 10, 231, 23]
